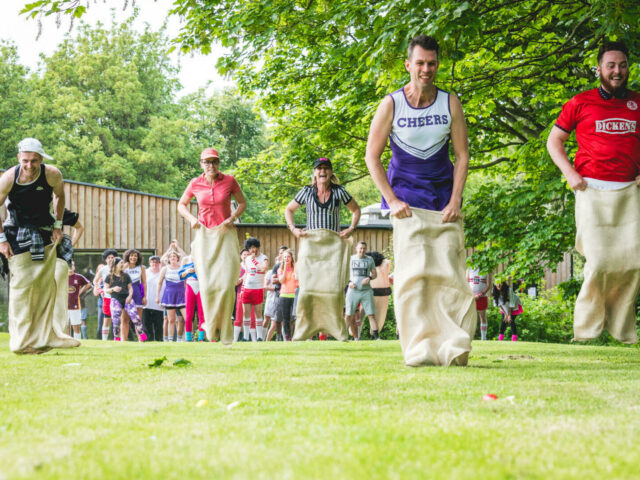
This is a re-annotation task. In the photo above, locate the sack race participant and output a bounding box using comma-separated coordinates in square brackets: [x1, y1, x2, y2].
[0, 138, 80, 354]
[573, 186, 640, 342]
[547, 41, 640, 343]
[365, 36, 474, 365]
[284, 157, 361, 341]
[392, 210, 475, 365]
[191, 227, 240, 344]
[178, 147, 246, 344]
[293, 229, 352, 341]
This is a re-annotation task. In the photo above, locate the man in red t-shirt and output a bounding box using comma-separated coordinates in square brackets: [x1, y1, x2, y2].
[547, 41, 640, 343]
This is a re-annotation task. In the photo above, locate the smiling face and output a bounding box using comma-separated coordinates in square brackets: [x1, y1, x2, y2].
[405, 45, 439, 90]
[105, 254, 116, 267]
[149, 258, 160, 271]
[356, 242, 367, 257]
[598, 50, 629, 94]
[200, 157, 220, 177]
[169, 252, 180, 266]
[314, 165, 333, 186]
[17, 151, 43, 180]
[129, 252, 138, 265]
[282, 250, 293, 266]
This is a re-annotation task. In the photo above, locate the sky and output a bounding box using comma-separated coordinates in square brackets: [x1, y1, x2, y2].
[0, 0, 233, 96]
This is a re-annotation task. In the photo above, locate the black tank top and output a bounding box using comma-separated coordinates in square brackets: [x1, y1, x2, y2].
[6, 164, 54, 228]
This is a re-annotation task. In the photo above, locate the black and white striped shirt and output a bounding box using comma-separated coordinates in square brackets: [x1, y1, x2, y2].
[294, 184, 353, 232]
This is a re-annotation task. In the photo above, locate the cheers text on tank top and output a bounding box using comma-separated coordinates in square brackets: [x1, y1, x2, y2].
[382, 88, 454, 211]
[165, 266, 182, 284]
[5, 164, 54, 228]
[126, 265, 142, 283]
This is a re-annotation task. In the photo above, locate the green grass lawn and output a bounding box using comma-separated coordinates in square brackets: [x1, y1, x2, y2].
[1, 334, 639, 480]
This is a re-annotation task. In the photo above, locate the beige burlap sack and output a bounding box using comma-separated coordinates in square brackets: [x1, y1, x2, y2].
[8, 244, 80, 354]
[53, 258, 70, 335]
[574, 185, 640, 343]
[293, 229, 352, 341]
[191, 225, 240, 345]
[392, 208, 476, 366]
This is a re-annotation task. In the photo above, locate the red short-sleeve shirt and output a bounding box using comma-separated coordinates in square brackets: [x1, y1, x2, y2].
[555, 88, 640, 181]
[184, 172, 241, 228]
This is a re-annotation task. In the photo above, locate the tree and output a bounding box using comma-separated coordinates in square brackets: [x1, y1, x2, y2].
[20, 0, 640, 280]
[0, 41, 32, 166]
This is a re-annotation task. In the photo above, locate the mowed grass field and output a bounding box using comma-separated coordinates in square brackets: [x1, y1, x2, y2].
[1, 334, 639, 480]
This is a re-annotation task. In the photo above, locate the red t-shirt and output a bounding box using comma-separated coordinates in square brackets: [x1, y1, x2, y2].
[68, 273, 90, 310]
[555, 88, 640, 181]
[184, 172, 241, 228]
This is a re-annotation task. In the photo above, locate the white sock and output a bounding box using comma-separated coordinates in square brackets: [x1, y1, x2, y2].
[243, 322, 250, 340]
[73, 332, 82, 340]
[250, 328, 257, 342]
[101, 328, 109, 341]
[256, 319, 263, 340]
[480, 322, 487, 340]
[234, 326, 242, 342]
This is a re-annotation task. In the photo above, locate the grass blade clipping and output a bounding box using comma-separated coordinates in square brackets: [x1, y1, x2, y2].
[148, 356, 167, 368]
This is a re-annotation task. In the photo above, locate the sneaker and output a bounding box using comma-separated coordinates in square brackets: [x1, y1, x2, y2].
[114, 337, 121, 341]
[139, 333, 148, 342]
[498, 334, 504, 341]
[511, 335, 518, 342]
[197, 330, 205, 342]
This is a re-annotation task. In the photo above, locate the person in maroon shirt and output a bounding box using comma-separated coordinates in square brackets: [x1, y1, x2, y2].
[547, 41, 640, 344]
[67, 259, 91, 339]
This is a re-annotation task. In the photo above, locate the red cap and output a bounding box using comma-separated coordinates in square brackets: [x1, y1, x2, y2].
[200, 148, 220, 161]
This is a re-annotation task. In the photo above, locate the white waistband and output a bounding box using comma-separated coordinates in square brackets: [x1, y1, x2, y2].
[584, 177, 635, 190]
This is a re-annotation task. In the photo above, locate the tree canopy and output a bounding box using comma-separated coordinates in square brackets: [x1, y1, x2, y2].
[2, 15, 272, 221]
[18, 0, 640, 281]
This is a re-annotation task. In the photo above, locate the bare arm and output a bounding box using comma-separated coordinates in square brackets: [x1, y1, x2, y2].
[0, 169, 15, 258]
[546, 126, 587, 191]
[340, 198, 361, 238]
[71, 219, 84, 247]
[141, 266, 147, 306]
[285, 199, 306, 238]
[178, 188, 199, 229]
[221, 187, 247, 228]
[365, 96, 412, 219]
[46, 165, 65, 242]
[442, 94, 469, 223]
[156, 268, 166, 299]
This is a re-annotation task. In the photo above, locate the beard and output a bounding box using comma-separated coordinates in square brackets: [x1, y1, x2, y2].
[599, 72, 629, 98]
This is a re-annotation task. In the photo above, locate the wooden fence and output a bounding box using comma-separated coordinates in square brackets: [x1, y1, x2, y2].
[0, 178, 573, 289]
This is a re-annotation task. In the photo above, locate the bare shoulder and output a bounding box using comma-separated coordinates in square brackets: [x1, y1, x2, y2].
[44, 164, 63, 185]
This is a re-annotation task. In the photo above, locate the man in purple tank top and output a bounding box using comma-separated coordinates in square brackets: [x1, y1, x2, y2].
[364, 36, 476, 367]
[365, 35, 470, 219]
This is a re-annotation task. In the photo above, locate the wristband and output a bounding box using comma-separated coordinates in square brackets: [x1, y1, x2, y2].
[0, 232, 7, 243]
[53, 220, 63, 229]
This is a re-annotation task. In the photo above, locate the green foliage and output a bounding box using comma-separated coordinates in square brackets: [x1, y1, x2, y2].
[1, 18, 268, 206]
[18, 1, 640, 277]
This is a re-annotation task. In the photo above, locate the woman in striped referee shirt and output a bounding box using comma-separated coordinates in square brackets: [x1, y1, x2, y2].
[285, 158, 360, 237]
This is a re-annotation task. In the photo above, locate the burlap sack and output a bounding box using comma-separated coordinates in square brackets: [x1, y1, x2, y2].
[191, 225, 240, 345]
[392, 208, 475, 366]
[574, 185, 640, 343]
[293, 229, 352, 341]
[8, 244, 80, 354]
[53, 258, 70, 335]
